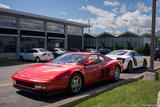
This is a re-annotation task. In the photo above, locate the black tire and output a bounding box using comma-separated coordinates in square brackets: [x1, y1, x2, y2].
[35, 57, 40, 63]
[113, 66, 121, 81]
[19, 56, 24, 61]
[127, 61, 133, 73]
[143, 59, 147, 68]
[68, 73, 83, 94]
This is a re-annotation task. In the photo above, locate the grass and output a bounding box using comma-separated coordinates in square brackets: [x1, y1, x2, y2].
[74, 70, 160, 107]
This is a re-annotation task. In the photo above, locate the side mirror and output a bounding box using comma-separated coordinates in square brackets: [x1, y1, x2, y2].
[47, 58, 52, 62]
[86, 60, 95, 65]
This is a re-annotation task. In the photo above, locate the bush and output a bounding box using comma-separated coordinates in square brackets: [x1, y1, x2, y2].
[101, 43, 105, 49]
[144, 43, 150, 56]
[113, 43, 118, 50]
[134, 47, 145, 55]
[125, 41, 131, 50]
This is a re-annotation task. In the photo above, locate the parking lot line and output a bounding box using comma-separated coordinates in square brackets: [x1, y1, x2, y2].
[0, 83, 12, 87]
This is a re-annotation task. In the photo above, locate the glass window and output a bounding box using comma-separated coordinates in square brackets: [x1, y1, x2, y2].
[0, 36, 17, 53]
[47, 22, 64, 33]
[51, 53, 86, 65]
[47, 39, 64, 51]
[67, 25, 82, 35]
[0, 15, 17, 28]
[99, 55, 106, 63]
[86, 55, 99, 65]
[20, 18, 44, 30]
[20, 37, 44, 52]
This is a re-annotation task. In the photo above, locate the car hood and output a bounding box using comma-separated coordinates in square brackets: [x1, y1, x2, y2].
[13, 63, 79, 81]
[105, 55, 129, 60]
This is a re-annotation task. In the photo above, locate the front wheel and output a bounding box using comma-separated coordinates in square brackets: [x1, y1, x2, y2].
[68, 73, 83, 94]
[127, 61, 133, 73]
[113, 66, 121, 81]
[35, 57, 40, 63]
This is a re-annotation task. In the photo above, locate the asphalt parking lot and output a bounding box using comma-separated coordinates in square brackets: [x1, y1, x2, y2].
[0, 57, 160, 107]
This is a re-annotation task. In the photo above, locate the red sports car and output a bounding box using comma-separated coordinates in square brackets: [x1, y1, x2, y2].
[12, 52, 123, 95]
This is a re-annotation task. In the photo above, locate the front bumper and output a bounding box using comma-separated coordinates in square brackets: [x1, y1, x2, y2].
[13, 85, 65, 96]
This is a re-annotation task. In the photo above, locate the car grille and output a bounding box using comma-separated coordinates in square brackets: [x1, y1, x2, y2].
[16, 80, 34, 88]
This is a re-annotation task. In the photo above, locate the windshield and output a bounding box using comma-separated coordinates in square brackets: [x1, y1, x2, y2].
[51, 53, 87, 65]
[39, 48, 47, 52]
[108, 51, 127, 55]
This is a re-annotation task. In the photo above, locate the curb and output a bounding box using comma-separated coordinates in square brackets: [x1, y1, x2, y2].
[45, 74, 144, 107]
[158, 91, 160, 107]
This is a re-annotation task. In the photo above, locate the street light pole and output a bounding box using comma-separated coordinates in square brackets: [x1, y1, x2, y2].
[150, 0, 156, 71]
[88, 19, 90, 33]
[124, 19, 128, 31]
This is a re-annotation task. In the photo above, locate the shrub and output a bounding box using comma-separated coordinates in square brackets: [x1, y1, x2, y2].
[144, 43, 150, 56]
[125, 41, 131, 50]
[113, 43, 118, 50]
[101, 43, 105, 49]
[134, 47, 145, 55]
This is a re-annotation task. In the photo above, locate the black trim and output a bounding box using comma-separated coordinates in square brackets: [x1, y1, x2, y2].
[20, 30, 45, 37]
[0, 28, 18, 35]
[13, 85, 66, 96]
[47, 33, 65, 38]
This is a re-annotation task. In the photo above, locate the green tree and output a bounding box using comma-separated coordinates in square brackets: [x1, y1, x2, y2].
[144, 43, 150, 56]
[125, 41, 131, 50]
[101, 43, 105, 49]
[113, 43, 118, 50]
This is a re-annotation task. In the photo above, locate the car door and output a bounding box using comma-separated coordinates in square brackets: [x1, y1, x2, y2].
[134, 51, 144, 67]
[23, 50, 32, 60]
[97, 55, 110, 81]
[84, 54, 100, 85]
[130, 51, 141, 67]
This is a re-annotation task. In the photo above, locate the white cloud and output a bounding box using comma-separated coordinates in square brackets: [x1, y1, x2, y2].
[0, 3, 10, 9]
[61, 12, 67, 16]
[137, 2, 152, 13]
[112, 8, 118, 13]
[104, 1, 120, 6]
[71, 4, 160, 35]
[120, 4, 126, 13]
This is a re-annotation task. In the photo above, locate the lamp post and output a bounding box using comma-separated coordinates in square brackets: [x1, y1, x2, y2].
[88, 19, 91, 33]
[124, 19, 128, 31]
[144, 0, 159, 80]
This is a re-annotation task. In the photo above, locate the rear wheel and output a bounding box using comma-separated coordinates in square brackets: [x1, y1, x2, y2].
[35, 57, 40, 63]
[68, 73, 82, 94]
[127, 61, 133, 73]
[113, 66, 121, 81]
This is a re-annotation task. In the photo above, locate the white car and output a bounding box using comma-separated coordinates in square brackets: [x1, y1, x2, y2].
[19, 48, 54, 63]
[106, 50, 147, 72]
[85, 48, 98, 53]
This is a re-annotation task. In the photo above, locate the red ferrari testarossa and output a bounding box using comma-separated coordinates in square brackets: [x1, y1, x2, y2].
[12, 52, 123, 95]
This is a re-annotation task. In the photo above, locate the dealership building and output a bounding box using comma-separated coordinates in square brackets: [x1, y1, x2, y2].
[0, 8, 89, 58]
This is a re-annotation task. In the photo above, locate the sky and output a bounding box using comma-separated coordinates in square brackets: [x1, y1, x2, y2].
[0, 0, 160, 35]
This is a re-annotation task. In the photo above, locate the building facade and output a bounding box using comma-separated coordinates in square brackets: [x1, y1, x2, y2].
[84, 32, 151, 50]
[0, 8, 89, 58]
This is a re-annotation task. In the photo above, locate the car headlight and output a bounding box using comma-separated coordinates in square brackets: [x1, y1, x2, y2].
[34, 84, 47, 89]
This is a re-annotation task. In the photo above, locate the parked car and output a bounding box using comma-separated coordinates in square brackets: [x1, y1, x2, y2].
[99, 49, 111, 55]
[85, 48, 98, 53]
[12, 52, 123, 95]
[19, 48, 54, 63]
[155, 49, 160, 60]
[50, 48, 67, 58]
[106, 50, 147, 72]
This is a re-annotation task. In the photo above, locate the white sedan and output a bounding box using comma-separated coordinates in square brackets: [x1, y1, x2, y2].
[19, 48, 54, 63]
[106, 50, 147, 72]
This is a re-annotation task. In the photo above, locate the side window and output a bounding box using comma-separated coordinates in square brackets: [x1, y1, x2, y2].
[99, 55, 106, 63]
[86, 55, 99, 65]
[134, 51, 140, 56]
[131, 52, 135, 56]
[32, 50, 38, 53]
